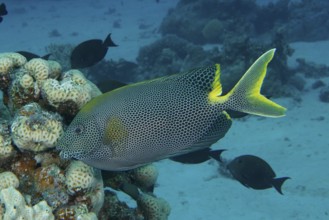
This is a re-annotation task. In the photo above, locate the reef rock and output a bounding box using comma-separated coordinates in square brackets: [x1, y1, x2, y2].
[0, 186, 54, 220]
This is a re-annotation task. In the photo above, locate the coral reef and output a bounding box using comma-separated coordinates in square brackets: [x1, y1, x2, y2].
[0, 53, 101, 121]
[0, 120, 14, 160]
[160, 0, 329, 44]
[0, 171, 19, 190]
[46, 60, 62, 79]
[98, 190, 139, 220]
[99, 182, 171, 220]
[7, 70, 40, 113]
[33, 163, 68, 209]
[159, 0, 258, 44]
[312, 80, 326, 90]
[0, 56, 14, 72]
[0, 52, 27, 68]
[11, 102, 63, 152]
[41, 69, 101, 120]
[132, 164, 159, 192]
[99, 164, 171, 219]
[295, 58, 329, 78]
[24, 58, 50, 84]
[281, 0, 329, 42]
[19, 73, 34, 89]
[84, 58, 139, 86]
[55, 204, 98, 220]
[65, 161, 98, 195]
[41, 69, 101, 111]
[0, 52, 27, 95]
[137, 193, 171, 220]
[65, 160, 104, 214]
[1, 56, 62, 113]
[101, 164, 159, 194]
[0, 186, 54, 220]
[202, 18, 224, 43]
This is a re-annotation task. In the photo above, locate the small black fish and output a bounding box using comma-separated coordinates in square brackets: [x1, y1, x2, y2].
[119, 182, 141, 200]
[170, 148, 226, 164]
[96, 79, 127, 93]
[0, 3, 8, 23]
[226, 110, 248, 119]
[70, 33, 117, 69]
[16, 51, 51, 61]
[227, 155, 290, 194]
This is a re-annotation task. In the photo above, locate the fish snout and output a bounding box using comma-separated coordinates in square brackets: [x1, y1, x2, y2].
[59, 150, 72, 159]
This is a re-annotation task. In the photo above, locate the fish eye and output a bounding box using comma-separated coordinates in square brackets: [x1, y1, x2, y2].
[74, 124, 84, 135]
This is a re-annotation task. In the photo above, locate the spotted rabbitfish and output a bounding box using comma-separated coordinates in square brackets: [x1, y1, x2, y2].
[57, 49, 286, 171]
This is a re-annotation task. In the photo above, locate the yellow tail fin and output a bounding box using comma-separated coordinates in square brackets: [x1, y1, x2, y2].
[218, 49, 286, 117]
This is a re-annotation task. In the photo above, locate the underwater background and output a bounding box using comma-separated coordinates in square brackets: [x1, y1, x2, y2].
[0, 0, 328, 219]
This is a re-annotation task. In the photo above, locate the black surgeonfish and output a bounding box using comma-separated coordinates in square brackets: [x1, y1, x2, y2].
[0, 3, 8, 23]
[227, 155, 290, 195]
[96, 79, 127, 93]
[16, 51, 51, 61]
[170, 148, 226, 164]
[70, 33, 117, 69]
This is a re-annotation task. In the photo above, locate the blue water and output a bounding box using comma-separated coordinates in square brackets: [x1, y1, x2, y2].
[0, 0, 328, 219]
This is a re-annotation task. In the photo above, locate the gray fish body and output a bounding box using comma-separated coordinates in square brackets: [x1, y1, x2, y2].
[58, 66, 231, 170]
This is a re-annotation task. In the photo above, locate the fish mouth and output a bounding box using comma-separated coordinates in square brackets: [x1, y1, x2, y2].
[59, 150, 72, 159]
[57, 146, 88, 160]
[56, 141, 73, 159]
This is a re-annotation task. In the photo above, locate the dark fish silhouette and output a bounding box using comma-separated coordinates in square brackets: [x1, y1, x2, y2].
[227, 155, 290, 194]
[0, 3, 8, 23]
[225, 110, 248, 119]
[96, 79, 127, 93]
[119, 182, 141, 200]
[70, 33, 117, 69]
[170, 148, 226, 164]
[16, 51, 51, 61]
